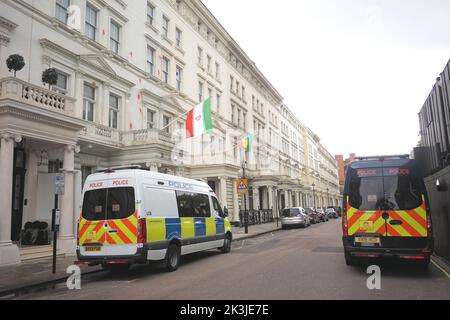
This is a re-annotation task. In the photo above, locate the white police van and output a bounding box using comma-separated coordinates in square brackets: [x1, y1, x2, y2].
[77, 166, 232, 272]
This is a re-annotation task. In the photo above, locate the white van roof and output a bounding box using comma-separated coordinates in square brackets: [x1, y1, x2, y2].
[85, 169, 213, 192]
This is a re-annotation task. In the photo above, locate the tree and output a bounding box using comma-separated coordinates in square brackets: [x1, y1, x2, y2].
[6, 54, 25, 77]
[42, 68, 58, 89]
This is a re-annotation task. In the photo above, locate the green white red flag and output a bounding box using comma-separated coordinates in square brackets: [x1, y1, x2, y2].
[186, 97, 213, 138]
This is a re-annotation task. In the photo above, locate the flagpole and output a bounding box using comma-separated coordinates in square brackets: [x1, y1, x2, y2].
[160, 97, 211, 132]
[160, 108, 190, 132]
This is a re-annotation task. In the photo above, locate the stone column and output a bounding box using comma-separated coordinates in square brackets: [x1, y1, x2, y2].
[0, 134, 21, 266]
[252, 186, 260, 210]
[58, 145, 80, 255]
[262, 188, 268, 209]
[286, 190, 291, 208]
[295, 192, 300, 207]
[268, 186, 274, 211]
[232, 179, 240, 223]
[218, 177, 227, 208]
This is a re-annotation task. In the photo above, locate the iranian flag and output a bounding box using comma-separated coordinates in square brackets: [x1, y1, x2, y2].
[186, 97, 213, 138]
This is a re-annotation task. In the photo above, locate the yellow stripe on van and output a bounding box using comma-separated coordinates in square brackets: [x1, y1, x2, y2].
[146, 219, 166, 243]
[205, 218, 216, 236]
[181, 218, 195, 239]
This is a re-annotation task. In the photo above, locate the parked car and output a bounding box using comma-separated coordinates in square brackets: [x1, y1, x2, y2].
[281, 207, 310, 229]
[326, 207, 338, 219]
[305, 207, 320, 224]
[335, 206, 342, 217]
[316, 208, 328, 222]
[329, 206, 342, 217]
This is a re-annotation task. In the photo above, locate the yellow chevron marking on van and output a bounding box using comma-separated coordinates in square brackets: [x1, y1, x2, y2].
[114, 220, 137, 242]
[397, 210, 427, 236]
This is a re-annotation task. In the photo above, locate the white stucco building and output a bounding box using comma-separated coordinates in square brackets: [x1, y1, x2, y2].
[0, 0, 340, 266]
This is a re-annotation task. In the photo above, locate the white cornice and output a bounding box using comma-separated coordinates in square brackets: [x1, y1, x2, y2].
[0, 16, 18, 31]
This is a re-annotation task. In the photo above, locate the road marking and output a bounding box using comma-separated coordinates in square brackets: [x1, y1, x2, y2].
[431, 258, 450, 280]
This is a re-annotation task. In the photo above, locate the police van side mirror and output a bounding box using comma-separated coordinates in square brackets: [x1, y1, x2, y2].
[223, 207, 229, 217]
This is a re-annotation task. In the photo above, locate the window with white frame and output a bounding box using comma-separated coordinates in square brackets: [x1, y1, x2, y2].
[216, 94, 221, 114]
[237, 109, 241, 127]
[56, 0, 70, 23]
[110, 21, 120, 54]
[163, 115, 171, 133]
[215, 62, 220, 80]
[85, 4, 98, 41]
[162, 16, 169, 38]
[83, 83, 95, 121]
[198, 47, 203, 65]
[147, 2, 155, 25]
[211, 136, 216, 156]
[162, 56, 169, 84]
[175, 28, 182, 48]
[109, 94, 120, 129]
[207, 55, 212, 74]
[198, 81, 204, 102]
[176, 65, 182, 91]
[231, 104, 235, 124]
[147, 108, 156, 129]
[52, 70, 69, 95]
[147, 46, 155, 76]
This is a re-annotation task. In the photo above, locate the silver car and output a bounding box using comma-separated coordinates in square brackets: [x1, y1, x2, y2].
[281, 207, 310, 229]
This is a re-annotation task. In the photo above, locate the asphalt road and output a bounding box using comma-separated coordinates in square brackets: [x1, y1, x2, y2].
[15, 219, 450, 300]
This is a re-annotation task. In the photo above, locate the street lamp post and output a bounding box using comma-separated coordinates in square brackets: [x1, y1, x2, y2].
[242, 160, 248, 234]
[312, 183, 316, 208]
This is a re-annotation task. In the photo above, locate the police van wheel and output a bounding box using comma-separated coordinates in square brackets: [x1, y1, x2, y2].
[165, 244, 180, 272]
[419, 257, 430, 269]
[345, 251, 355, 266]
[221, 235, 232, 253]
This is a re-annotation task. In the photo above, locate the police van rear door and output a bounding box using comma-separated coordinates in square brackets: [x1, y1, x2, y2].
[79, 176, 137, 256]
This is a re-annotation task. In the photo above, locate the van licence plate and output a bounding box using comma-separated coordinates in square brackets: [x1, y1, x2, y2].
[84, 246, 101, 252]
[354, 237, 380, 245]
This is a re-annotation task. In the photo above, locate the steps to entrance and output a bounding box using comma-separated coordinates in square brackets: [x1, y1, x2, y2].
[19, 245, 65, 261]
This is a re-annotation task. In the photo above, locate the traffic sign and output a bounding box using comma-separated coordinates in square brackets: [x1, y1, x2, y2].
[236, 178, 248, 194]
[55, 173, 65, 195]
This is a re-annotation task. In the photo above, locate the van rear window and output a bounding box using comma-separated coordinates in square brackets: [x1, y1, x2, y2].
[349, 174, 422, 211]
[82, 187, 135, 221]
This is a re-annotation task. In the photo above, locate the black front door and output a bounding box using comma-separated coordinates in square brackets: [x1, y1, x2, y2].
[11, 148, 26, 242]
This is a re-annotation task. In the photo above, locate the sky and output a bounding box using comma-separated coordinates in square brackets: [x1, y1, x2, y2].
[202, 0, 450, 157]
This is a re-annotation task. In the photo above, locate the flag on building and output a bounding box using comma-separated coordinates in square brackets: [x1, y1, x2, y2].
[186, 97, 213, 138]
[241, 134, 253, 152]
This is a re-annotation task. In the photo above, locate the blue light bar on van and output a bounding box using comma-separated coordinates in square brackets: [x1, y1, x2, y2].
[96, 165, 145, 173]
[355, 155, 410, 161]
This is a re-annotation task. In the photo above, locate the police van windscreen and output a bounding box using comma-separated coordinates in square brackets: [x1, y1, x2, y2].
[82, 187, 135, 221]
[348, 168, 423, 211]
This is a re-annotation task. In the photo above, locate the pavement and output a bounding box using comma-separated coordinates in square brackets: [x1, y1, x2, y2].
[0, 221, 280, 299]
[8, 218, 450, 300]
